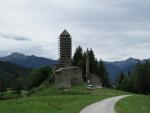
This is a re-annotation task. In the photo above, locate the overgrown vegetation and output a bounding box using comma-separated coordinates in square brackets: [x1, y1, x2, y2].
[0, 61, 31, 89]
[0, 61, 32, 98]
[0, 60, 53, 99]
[72, 46, 111, 87]
[115, 62, 150, 94]
[27, 66, 53, 90]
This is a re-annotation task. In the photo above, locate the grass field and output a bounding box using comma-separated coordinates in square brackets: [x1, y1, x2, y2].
[0, 84, 131, 113]
[116, 95, 150, 113]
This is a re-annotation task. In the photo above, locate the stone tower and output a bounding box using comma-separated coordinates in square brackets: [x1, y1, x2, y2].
[59, 29, 72, 67]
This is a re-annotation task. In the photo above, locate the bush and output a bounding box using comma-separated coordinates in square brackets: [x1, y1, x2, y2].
[27, 66, 53, 90]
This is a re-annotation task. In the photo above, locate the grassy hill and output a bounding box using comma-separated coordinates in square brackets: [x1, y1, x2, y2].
[116, 95, 150, 113]
[0, 84, 131, 113]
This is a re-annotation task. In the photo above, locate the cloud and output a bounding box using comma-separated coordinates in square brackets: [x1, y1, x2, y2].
[0, 0, 150, 61]
[0, 33, 31, 41]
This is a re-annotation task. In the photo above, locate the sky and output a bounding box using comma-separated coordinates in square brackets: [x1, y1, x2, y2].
[0, 0, 150, 61]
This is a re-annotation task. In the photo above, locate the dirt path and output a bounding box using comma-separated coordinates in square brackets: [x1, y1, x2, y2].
[80, 95, 129, 113]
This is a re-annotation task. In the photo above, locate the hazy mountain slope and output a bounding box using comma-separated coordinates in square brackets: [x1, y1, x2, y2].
[0, 52, 57, 68]
[0, 52, 149, 81]
[0, 61, 31, 76]
[105, 58, 141, 81]
[0, 61, 31, 87]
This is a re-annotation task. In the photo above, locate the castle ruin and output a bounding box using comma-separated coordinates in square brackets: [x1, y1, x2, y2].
[55, 30, 83, 89]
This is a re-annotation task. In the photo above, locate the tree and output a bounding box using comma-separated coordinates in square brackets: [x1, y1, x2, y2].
[114, 62, 150, 94]
[0, 79, 6, 92]
[72, 46, 111, 85]
[88, 48, 97, 74]
[81, 51, 87, 81]
[115, 72, 125, 89]
[27, 66, 52, 90]
[72, 46, 83, 67]
[98, 60, 111, 87]
[136, 62, 150, 94]
[11, 77, 23, 94]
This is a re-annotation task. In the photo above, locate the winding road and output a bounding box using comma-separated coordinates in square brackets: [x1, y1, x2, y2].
[80, 95, 129, 113]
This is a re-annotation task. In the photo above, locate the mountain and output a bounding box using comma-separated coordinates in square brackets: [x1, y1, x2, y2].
[0, 52, 149, 82]
[0, 52, 58, 68]
[105, 57, 142, 82]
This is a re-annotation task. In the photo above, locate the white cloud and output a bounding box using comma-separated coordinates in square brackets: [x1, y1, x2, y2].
[0, 33, 31, 41]
[0, 0, 150, 61]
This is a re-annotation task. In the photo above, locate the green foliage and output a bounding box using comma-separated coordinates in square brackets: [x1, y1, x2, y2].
[0, 79, 6, 92]
[88, 49, 98, 74]
[73, 47, 99, 78]
[115, 62, 150, 94]
[72, 46, 83, 67]
[98, 60, 111, 87]
[72, 46, 111, 87]
[0, 61, 31, 89]
[115, 72, 125, 89]
[81, 52, 87, 81]
[11, 77, 24, 94]
[136, 62, 150, 94]
[27, 66, 53, 90]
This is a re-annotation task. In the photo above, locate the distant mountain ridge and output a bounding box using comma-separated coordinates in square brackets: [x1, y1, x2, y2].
[0, 52, 58, 68]
[104, 58, 141, 81]
[0, 52, 149, 81]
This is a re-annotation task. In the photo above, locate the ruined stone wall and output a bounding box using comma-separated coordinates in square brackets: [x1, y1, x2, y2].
[71, 67, 83, 85]
[90, 74, 101, 86]
[55, 67, 83, 89]
[55, 68, 71, 89]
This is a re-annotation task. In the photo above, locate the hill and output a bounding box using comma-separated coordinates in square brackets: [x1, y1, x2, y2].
[0, 52, 57, 68]
[0, 84, 131, 113]
[0, 61, 31, 87]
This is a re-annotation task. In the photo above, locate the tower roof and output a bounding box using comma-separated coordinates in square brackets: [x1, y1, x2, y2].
[60, 29, 70, 36]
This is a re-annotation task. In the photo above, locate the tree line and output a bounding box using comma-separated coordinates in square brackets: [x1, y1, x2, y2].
[72, 46, 111, 87]
[115, 61, 150, 94]
[0, 61, 53, 95]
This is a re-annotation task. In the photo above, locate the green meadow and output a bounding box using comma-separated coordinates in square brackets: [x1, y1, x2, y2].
[1, 84, 149, 113]
[116, 95, 150, 113]
[0, 84, 130, 113]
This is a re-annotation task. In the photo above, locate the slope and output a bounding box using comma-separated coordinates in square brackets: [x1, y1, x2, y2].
[0, 84, 132, 113]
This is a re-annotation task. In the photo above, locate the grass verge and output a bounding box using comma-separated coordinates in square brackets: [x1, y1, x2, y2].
[116, 95, 150, 113]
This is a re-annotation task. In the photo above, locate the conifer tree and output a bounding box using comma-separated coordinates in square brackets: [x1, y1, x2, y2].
[72, 46, 83, 67]
[115, 72, 125, 89]
[98, 60, 111, 87]
[136, 62, 150, 94]
[88, 48, 97, 74]
[82, 51, 87, 80]
[0, 79, 6, 92]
